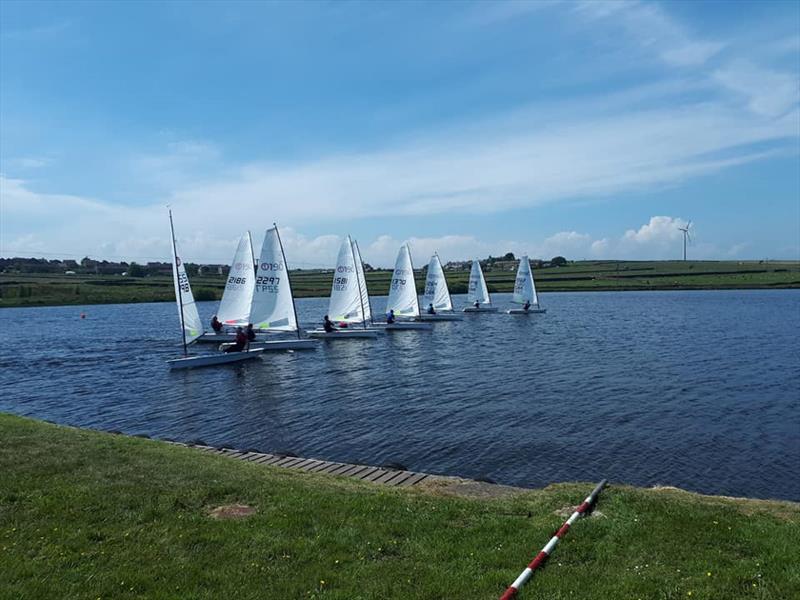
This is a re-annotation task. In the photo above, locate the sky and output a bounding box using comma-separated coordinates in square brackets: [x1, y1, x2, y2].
[1, 0, 798, 268]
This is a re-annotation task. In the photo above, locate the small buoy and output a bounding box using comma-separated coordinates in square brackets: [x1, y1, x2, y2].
[80, 312, 86, 319]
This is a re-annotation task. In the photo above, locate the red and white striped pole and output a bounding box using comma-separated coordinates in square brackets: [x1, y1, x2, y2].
[499, 479, 608, 600]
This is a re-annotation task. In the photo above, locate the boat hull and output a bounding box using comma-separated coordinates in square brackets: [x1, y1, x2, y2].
[507, 308, 547, 314]
[462, 307, 499, 313]
[384, 322, 434, 331]
[253, 339, 318, 351]
[307, 329, 379, 339]
[418, 313, 463, 321]
[198, 332, 318, 347]
[220, 339, 318, 351]
[167, 348, 264, 370]
[196, 332, 237, 343]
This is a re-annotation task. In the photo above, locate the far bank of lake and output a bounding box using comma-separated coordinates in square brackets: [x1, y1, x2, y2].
[2, 259, 799, 308]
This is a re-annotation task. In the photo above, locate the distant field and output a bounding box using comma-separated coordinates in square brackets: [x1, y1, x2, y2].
[1, 260, 798, 308]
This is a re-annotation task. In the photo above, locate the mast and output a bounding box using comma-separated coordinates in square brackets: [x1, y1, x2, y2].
[274, 223, 302, 340]
[349, 236, 368, 330]
[247, 230, 257, 276]
[168, 209, 188, 356]
[483, 260, 492, 305]
[354, 240, 374, 324]
[436, 252, 453, 311]
[408, 243, 421, 317]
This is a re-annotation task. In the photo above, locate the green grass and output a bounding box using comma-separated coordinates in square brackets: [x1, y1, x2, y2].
[1, 413, 798, 599]
[2, 260, 798, 308]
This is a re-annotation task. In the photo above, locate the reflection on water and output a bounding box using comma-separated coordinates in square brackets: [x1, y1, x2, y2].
[1, 290, 799, 501]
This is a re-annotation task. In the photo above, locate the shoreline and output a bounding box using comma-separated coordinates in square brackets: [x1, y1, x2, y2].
[13, 414, 799, 505]
[3, 413, 798, 599]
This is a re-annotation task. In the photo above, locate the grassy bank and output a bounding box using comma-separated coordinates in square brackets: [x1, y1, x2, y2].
[1, 414, 798, 599]
[1, 260, 798, 308]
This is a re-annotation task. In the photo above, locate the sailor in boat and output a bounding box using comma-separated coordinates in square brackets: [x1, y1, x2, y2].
[473, 300, 480, 309]
[427, 303, 436, 315]
[210, 315, 223, 333]
[523, 300, 531, 312]
[224, 326, 248, 353]
[245, 323, 257, 342]
[323, 315, 337, 333]
[386, 309, 396, 324]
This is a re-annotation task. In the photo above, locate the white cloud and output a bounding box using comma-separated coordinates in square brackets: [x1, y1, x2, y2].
[535, 231, 593, 259]
[258, 228, 343, 269]
[570, 0, 799, 121]
[0, 180, 779, 265]
[3, 157, 51, 169]
[128, 139, 222, 188]
[351, 219, 700, 266]
[591, 238, 610, 256]
[458, 0, 553, 28]
[502, 217, 709, 262]
[366, 234, 491, 267]
[572, 0, 724, 67]
[713, 61, 800, 118]
[727, 242, 750, 257]
[137, 100, 796, 231]
[623, 215, 687, 244]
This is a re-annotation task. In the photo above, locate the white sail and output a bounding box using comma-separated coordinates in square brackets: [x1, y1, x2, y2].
[422, 254, 452, 311]
[512, 255, 539, 306]
[170, 224, 203, 344]
[216, 234, 256, 326]
[386, 244, 420, 317]
[328, 236, 365, 323]
[351, 239, 372, 323]
[249, 227, 297, 332]
[467, 259, 491, 305]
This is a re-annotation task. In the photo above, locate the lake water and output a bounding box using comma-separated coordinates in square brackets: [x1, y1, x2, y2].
[1, 290, 798, 501]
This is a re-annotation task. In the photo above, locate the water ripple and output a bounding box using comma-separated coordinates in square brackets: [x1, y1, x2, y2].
[1, 289, 798, 501]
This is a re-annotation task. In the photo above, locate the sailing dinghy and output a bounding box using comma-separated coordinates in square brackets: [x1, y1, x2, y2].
[165, 211, 263, 370]
[307, 236, 378, 339]
[419, 253, 462, 321]
[462, 259, 498, 312]
[196, 232, 256, 343]
[220, 225, 318, 351]
[507, 255, 546, 314]
[383, 244, 433, 330]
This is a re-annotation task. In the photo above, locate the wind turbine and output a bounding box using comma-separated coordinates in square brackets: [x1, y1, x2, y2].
[678, 221, 692, 261]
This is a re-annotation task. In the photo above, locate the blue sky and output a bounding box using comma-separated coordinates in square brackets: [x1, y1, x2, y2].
[1, 0, 798, 267]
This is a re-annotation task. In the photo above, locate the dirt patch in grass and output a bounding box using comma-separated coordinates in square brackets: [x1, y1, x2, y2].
[554, 505, 605, 519]
[208, 504, 257, 519]
[418, 477, 525, 500]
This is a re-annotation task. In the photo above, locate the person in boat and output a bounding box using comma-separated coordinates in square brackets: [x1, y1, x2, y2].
[246, 323, 256, 342]
[427, 303, 436, 315]
[523, 300, 531, 312]
[210, 315, 223, 333]
[473, 300, 480, 309]
[323, 315, 337, 333]
[387, 309, 396, 324]
[224, 326, 248, 353]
